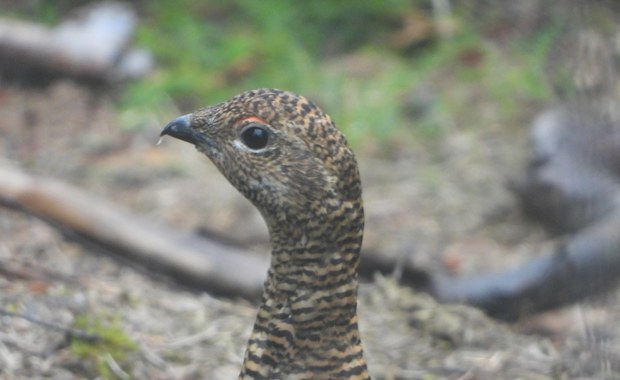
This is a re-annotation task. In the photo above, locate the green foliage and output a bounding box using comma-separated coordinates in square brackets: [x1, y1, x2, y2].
[0, 0, 91, 24]
[123, 1, 555, 149]
[485, 25, 557, 116]
[126, 1, 412, 109]
[71, 314, 138, 379]
[5, 1, 559, 148]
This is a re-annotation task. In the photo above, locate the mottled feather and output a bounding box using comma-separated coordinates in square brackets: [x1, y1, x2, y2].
[161, 89, 370, 380]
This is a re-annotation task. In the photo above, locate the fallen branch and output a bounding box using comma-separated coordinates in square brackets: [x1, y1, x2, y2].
[0, 164, 267, 300]
[0, 164, 429, 301]
[433, 105, 620, 320]
[0, 2, 152, 82]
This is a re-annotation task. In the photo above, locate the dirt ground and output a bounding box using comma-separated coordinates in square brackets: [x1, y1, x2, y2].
[1, 78, 620, 380]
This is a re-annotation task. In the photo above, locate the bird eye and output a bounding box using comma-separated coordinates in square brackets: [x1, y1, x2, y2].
[240, 124, 269, 150]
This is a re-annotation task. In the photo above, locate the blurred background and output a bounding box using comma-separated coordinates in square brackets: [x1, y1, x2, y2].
[2, 1, 620, 379]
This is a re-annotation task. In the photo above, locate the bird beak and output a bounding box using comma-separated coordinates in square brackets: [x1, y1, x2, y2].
[160, 114, 205, 145]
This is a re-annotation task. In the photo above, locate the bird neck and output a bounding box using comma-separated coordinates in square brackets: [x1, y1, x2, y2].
[239, 200, 370, 379]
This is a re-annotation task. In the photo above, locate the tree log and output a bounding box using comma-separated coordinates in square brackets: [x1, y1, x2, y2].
[0, 164, 432, 301]
[0, 2, 152, 82]
[0, 164, 267, 300]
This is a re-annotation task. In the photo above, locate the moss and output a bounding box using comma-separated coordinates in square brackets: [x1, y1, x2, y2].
[71, 314, 138, 379]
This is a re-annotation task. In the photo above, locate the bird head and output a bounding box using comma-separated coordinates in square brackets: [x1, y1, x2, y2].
[161, 89, 363, 235]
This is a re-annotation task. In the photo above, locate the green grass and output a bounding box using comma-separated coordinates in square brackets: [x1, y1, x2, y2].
[3, 1, 559, 149]
[121, 2, 556, 150]
[127, 0, 411, 108]
[71, 314, 138, 379]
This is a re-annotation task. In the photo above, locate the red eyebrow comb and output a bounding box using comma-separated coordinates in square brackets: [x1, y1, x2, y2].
[236, 116, 267, 125]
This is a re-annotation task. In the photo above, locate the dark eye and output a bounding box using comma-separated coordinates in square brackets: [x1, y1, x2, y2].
[240, 125, 269, 150]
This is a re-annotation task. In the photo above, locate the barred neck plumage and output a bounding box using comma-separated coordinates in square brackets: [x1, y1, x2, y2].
[160, 88, 371, 380]
[239, 194, 368, 380]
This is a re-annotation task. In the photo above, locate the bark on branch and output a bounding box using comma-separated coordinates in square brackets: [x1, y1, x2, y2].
[0, 164, 429, 301]
[0, 164, 266, 300]
[0, 2, 151, 82]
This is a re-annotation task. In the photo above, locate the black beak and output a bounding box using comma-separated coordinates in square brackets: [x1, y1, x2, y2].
[160, 114, 205, 145]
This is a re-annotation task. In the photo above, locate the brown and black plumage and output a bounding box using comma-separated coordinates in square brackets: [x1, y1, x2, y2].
[161, 89, 370, 379]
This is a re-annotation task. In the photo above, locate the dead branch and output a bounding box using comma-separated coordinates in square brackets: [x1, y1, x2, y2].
[0, 164, 431, 300]
[0, 2, 152, 82]
[0, 164, 266, 300]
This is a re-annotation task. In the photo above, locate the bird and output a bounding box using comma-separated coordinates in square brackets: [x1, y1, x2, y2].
[160, 88, 371, 380]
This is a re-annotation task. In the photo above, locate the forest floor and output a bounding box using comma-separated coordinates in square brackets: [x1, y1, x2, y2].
[1, 78, 620, 379]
